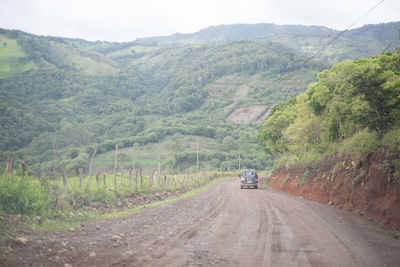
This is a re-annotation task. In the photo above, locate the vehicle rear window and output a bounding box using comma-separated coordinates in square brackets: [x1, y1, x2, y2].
[243, 171, 256, 177]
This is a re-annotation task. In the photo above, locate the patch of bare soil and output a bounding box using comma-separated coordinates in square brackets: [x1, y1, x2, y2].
[233, 84, 250, 101]
[2, 178, 400, 266]
[226, 105, 266, 124]
[269, 153, 400, 231]
[255, 103, 276, 125]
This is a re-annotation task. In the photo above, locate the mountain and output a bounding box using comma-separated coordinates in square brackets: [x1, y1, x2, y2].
[131, 22, 400, 63]
[0, 29, 119, 78]
[0, 22, 399, 176]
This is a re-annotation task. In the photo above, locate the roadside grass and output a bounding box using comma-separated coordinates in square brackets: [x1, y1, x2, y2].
[0, 171, 232, 236]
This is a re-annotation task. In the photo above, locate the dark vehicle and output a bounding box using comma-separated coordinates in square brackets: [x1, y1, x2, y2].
[239, 169, 258, 189]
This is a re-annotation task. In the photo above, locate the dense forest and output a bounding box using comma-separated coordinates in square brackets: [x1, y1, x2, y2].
[259, 44, 400, 176]
[1, 22, 399, 177]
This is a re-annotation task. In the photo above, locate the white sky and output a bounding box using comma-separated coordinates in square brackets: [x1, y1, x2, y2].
[0, 0, 399, 42]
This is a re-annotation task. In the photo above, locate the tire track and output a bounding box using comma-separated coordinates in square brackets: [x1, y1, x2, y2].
[259, 187, 376, 267]
[248, 190, 311, 267]
[110, 179, 230, 267]
[178, 184, 230, 241]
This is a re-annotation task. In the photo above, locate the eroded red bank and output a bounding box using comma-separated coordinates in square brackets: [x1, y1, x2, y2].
[268, 154, 400, 231]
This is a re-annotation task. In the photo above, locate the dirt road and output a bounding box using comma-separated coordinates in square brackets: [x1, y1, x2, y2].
[3, 177, 400, 266]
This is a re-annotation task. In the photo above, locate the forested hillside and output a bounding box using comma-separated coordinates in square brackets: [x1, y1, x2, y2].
[259, 49, 400, 168]
[0, 22, 399, 177]
[258, 44, 400, 228]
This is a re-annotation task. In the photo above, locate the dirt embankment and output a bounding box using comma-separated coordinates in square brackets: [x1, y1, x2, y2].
[268, 153, 400, 231]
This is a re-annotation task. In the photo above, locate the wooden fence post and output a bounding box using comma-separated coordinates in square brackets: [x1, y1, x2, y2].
[52, 135, 56, 179]
[156, 171, 160, 188]
[103, 169, 107, 186]
[129, 168, 132, 186]
[148, 169, 151, 188]
[150, 169, 155, 188]
[158, 154, 161, 188]
[96, 171, 100, 187]
[114, 144, 119, 189]
[89, 146, 97, 185]
[171, 163, 174, 188]
[178, 166, 180, 187]
[197, 140, 199, 174]
[140, 168, 143, 189]
[6, 156, 12, 174]
[63, 170, 67, 189]
[135, 169, 138, 193]
[132, 161, 135, 187]
[79, 168, 83, 189]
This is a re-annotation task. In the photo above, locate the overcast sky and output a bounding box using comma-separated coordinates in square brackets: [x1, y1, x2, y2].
[0, 0, 399, 42]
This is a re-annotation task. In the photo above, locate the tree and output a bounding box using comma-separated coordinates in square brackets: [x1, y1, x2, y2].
[258, 98, 297, 154]
[221, 136, 236, 152]
[215, 127, 228, 143]
[350, 57, 400, 135]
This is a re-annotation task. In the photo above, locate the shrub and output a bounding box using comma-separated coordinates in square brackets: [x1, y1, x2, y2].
[393, 158, 400, 183]
[0, 174, 55, 217]
[382, 128, 400, 152]
[68, 186, 117, 207]
[339, 130, 379, 163]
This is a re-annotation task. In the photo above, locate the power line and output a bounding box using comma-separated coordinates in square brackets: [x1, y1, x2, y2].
[303, 0, 385, 65]
[270, 0, 386, 88]
[381, 42, 392, 54]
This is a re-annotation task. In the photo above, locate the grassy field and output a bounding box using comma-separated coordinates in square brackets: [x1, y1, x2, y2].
[0, 34, 36, 76]
[91, 134, 219, 174]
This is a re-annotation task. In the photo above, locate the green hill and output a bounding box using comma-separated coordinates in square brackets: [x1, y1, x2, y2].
[132, 22, 400, 63]
[0, 33, 37, 77]
[0, 22, 399, 177]
[0, 29, 119, 77]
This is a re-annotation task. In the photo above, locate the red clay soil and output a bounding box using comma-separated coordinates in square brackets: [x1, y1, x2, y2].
[268, 153, 400, 231]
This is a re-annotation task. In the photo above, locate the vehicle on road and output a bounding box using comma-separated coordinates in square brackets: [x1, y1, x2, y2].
[239, 169, 258, 189]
